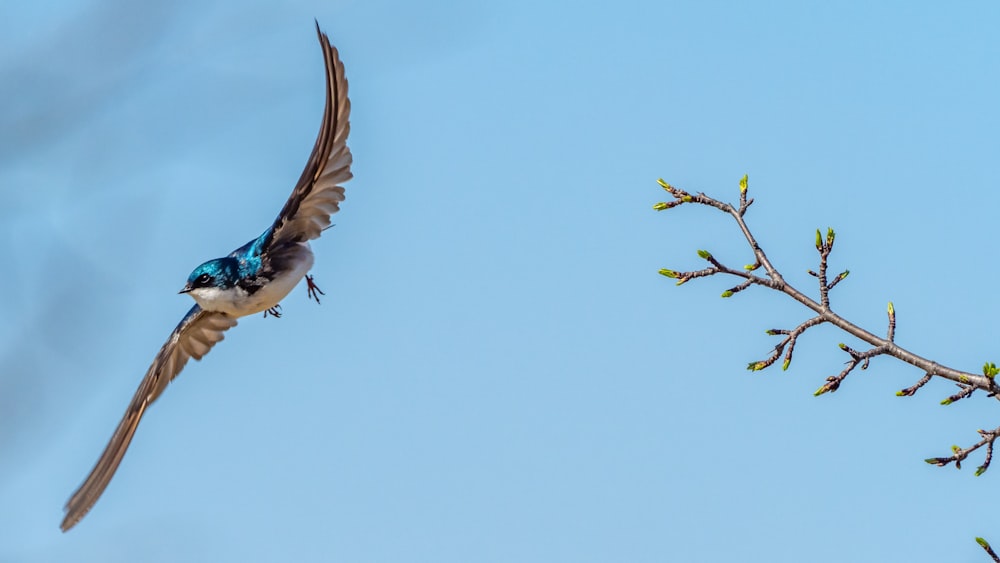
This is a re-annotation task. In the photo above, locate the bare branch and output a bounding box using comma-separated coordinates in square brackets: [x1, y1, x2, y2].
[656, 174, 1000, 561]
[653, 176, 1000, 397]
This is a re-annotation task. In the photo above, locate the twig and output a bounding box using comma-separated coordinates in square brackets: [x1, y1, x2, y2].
[924, 427, 1000, 477]
[977, 538, 1000, 563]
[897, 374, 932, 397]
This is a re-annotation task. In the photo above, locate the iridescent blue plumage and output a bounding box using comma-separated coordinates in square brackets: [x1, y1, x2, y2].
[231, 228, 270, 277]
[185, 257, 239, 289]
[62, 22, 353, 532]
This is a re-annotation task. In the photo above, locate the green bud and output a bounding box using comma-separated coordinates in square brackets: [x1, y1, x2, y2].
[681, 195, 693, 203]
[782, 359, 790, 371]
[838, 343, 847, 350]
[658, 269, 678, 278]
[977, 537, 991, 548]
[744, 264, 756, 270]
[739, 174, 748, 193]
[924, 458, 938, 465]
[653, 202, 669, 211]
[895, 390, 905, 396]
[952, 445, 961, 453]
[813, 386, 828, 397]
[697, 249, 711, 259]
[941, 398, 953, 405]
[657, 178, 673, 191]
[815, 229, 822, 249]
[839, 270, 850, 279]
[765, 329, 778, 335]
[887, 301, 894, 315]
[826, 227, 836, 247]
[721, 290, 733, 298]
[976, 466, 987, 476]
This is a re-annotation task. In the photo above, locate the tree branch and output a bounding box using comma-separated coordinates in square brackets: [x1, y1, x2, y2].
[654, 176, 1000, 482]
[654, 176, 1000, 397]
[655, 175, 1000, 558]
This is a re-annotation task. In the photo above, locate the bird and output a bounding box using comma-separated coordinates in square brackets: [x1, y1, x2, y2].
[60, 22, 353, 532]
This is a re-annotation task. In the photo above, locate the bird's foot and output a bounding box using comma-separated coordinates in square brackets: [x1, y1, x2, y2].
[306, 274, 325, 304]
[264, 305, 282, 318]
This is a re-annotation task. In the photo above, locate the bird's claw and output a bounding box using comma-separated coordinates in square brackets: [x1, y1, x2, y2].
[306, 274, 325, 304]
[264, 305, 282, 318]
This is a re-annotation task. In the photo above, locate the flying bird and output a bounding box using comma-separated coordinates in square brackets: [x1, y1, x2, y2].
[61, 22, 353, 532]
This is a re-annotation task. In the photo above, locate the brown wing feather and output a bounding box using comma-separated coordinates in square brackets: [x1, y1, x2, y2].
[61, 306, 238, 532]
[266, 22, 353, 249]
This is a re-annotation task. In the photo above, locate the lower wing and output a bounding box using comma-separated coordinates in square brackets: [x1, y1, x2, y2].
[61, 305, 238, 531]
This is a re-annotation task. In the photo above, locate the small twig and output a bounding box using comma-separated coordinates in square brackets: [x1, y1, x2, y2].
[977, 538, 1000, 563]
[886, 302, 896, 342]
[942, 384, 978, 406]
[925, 427, 1000, 476]
[723, 279, 754, 298]
[897, 373, 932, 397]
[814, 342, 888, 396]
[815, 228, 835, 310]
[737, 174, 753, 215]
[826, 270, 850, 291]
[749, 316, 825, 372]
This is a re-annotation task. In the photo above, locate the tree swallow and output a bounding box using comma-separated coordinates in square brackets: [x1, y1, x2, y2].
[61, 22, 353, 532]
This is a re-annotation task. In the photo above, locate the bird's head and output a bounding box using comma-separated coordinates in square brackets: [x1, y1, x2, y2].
[180, 258, 239, 307]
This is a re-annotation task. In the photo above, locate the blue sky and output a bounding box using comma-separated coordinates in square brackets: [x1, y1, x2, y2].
[3, 1, 1000, 561]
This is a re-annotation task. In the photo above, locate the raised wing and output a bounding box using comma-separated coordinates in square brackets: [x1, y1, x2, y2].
[61, 305, 238, 532]
[264, 22, 353, 251]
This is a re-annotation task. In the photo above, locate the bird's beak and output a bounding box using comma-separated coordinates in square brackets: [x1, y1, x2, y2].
[179, 284, 193, 294]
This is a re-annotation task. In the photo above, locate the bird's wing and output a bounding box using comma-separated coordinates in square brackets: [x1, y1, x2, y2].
[263, 22, 352, 251]
[61, 305, 238, 532]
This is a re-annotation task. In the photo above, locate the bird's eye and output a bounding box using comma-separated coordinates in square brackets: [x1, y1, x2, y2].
[197, 273, 212, 285]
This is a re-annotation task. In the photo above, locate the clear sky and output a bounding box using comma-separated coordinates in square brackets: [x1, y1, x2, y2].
[3, 1, 1000, 561]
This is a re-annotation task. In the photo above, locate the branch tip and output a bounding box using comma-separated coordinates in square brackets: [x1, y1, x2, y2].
[978, 537, 1000, 563]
